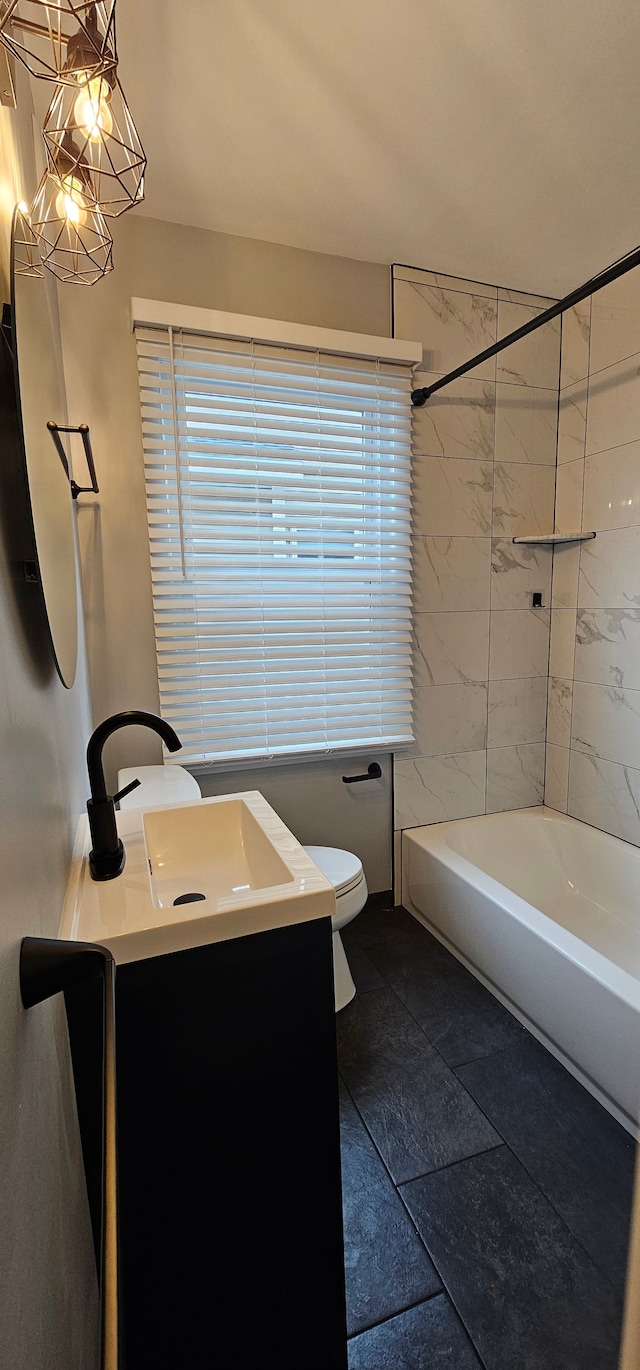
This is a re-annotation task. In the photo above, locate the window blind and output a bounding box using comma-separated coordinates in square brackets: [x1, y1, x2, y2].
[136, 323, 414, 768]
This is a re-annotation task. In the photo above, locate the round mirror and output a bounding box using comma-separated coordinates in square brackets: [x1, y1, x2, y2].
[11, 216, 78, 688]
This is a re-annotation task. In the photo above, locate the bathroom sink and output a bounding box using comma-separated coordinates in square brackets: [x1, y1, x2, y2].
[143, 797, 294, 909]
[60, 791, 335, 964]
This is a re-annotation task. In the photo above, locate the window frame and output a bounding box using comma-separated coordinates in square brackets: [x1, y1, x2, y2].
[133, 299, 421, 772]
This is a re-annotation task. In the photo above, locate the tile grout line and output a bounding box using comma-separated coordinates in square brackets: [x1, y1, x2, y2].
[393, 260, 557, 309]
[485, 302, 498, 815]
[342, 912, 627, 1295]
[336, 948, 511, 1334]
[392, 1177, 491, 1370]
[350, 1290, 490, 1370]
[544, 311, 563, 803]
[341, 1042, 492, 1367]
[566, 297, 593, 813]
[395, 1141, 623, 1362]
[347, 921, 521, 1083]
[346, 923, 521, 1090]
[448, 1037, 530, 1072]
[346, 1288, 444, 1343]
[447, 1076, 627, 1297]
[395, 1141, 506, 1189]
[339, 941, 515, 1182]
[337, 1067, 447, 1305]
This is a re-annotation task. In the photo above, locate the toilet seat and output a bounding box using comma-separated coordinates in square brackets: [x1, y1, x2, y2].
[303, 845, 367, 935]
[303, 845, 364, 898]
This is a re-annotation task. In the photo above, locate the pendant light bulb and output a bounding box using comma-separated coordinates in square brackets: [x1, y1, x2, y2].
[30, 167, 113, 286]
[44, 75, 146, 217]
[55, 173, 88, 225]
[73, 76, 113, 142]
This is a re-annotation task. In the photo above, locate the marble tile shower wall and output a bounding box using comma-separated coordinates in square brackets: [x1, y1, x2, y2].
[393, 265, 560, 831]
[545, 268, 640, 845]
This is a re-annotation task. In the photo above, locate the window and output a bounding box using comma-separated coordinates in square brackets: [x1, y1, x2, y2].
[134, 304, 418, 768]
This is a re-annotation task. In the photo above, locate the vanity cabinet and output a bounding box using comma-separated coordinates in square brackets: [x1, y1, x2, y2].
[65, 915, 347, 1369]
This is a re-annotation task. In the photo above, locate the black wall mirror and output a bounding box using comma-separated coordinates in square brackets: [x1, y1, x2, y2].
[8, 209, 78, 689]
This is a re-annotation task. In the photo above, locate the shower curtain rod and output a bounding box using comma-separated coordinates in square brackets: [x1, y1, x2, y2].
[410, 241, 640, 406]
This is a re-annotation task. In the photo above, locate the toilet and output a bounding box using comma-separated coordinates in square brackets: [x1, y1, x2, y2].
[117, 765, 367, 1010]
[301, 845, 368, 1011]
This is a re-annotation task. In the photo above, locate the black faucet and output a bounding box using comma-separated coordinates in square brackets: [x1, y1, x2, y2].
[87, 710, 182, 881]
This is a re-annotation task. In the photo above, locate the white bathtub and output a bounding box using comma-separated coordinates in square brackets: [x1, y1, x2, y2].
[402, 806, 640, 1134]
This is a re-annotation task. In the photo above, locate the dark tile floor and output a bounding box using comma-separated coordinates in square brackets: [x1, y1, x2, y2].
[338, 903, 637, 1370]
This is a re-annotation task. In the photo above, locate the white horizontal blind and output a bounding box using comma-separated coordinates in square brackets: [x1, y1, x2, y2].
[136, 324, 414, 767]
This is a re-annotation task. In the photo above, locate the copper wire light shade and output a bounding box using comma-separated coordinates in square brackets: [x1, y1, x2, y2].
[7, 1, 145, 284]
[0, 0, 116, 84]
[30, 163, 113, 283]
[13, 202, 44, 275]
[43, 74, 145, 215]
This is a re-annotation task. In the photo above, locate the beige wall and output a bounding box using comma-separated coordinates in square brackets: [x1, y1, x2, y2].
[59, 213, 393, 888]
[0, 71, 99, 1370]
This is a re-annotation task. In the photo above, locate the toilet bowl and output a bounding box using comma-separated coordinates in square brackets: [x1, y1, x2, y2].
[117, 767, 367, 1010]
[303, 846, 368, 1012]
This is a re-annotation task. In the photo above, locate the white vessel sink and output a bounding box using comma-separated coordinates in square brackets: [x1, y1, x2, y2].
[143, 798, 294, 909]
[60, 791, 335, 965]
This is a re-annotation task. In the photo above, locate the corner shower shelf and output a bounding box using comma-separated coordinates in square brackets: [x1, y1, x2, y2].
[512, 532, 596, 546]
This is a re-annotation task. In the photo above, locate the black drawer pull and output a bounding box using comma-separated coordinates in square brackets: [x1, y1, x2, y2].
[342, 762, 382, 784]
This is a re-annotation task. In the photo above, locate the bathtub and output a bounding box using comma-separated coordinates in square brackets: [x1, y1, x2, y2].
[402, 806, 640, 1135]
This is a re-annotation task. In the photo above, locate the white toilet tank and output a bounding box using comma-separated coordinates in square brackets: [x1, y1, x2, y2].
[117, 764, 202, 809]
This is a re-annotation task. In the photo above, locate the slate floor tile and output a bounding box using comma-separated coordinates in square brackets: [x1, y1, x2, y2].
[337, 987, 501, 1184]
[351, 906, 525, 1066]
[347, 1294, 482, 1369]
[456, 1036, 636, 1290]
[341, 929, 386, 995]
[339, 1084, 441, 1335]
[402, 1146, 624, 1370]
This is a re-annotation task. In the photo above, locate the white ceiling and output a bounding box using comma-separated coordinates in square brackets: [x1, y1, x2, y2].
[117, 0, 640, 296]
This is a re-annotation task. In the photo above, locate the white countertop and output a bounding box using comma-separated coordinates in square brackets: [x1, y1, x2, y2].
[59, 792, 335, 966]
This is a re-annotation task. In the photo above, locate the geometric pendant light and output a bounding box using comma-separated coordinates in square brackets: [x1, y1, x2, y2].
[0, 0, 116, 85]
[30, 162, 113, 284]
[43, 73, 145, 215]
[1, 1, 145, 284]
[12, 201, 44, 275]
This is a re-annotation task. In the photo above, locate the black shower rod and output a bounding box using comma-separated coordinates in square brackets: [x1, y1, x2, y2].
[410, 241, 640, 406]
